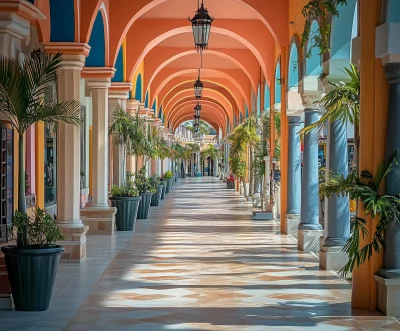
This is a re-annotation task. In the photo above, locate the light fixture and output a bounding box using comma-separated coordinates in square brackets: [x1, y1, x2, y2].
[194, 69, 203, 99]
[189, 0, 213, 52]
[194, 116, 200, 126]
[194, 103, 201, 117]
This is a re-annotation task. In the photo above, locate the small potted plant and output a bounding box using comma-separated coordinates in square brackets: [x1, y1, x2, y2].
[164, 170, 174, 193]
[109, 181, 141, 231]
[159, 175, 167, 200]
[135, 167, 155, 219]
[1, 208, 64, 311]
[150, 176, 163, 207]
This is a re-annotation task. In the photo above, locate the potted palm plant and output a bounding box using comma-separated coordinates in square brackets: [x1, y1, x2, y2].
[135, 167, 155, 219]
[164, 170, 174, 193]
[0, 50, 81, 311]
[2, 208, 64, 311]
[150, 176, 163, 206]
[109, 181, 141, 231]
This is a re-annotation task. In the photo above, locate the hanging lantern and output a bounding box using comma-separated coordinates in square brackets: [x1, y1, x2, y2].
[194, 116, 200, 126]
[194, 103, 201, 117]
[194, 70, 203, 99]
[189, 0, 213, 52]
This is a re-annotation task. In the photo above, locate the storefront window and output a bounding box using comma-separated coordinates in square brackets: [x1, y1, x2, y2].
[44, 122, 57, 206]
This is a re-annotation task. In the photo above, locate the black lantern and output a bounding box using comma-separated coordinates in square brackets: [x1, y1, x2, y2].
[194, 116, 200, 126]
[189, 0, 213, 52]
[194, 103, 201, 117]
[194, 70, 203, 99]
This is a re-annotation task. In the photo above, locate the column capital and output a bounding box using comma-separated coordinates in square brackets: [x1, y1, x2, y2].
[0, 1, 45, 31]
[288, 115, 301, 125]
[127, 99, 140, 115]
[44, 43, 90, 70]
[301, 91, 323, 108]
[376, 22, 400, 65]
[81, 67, 116, 89]
[109, 82, 132, 100]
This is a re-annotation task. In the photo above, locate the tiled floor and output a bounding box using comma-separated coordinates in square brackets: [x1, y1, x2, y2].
[1, 177, 399, 331]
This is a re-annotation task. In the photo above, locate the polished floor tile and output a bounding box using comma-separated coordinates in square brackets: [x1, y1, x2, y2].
[1, 177, 399, 331]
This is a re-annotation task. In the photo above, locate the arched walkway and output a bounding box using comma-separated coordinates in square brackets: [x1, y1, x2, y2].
[3, 178, 398, 330]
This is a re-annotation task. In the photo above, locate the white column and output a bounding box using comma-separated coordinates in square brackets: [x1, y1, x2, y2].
[263, 156, 272, 212]
[44, 43, 90, 260]
[109, 83, 131, 186]
[82, 68, 115, 208]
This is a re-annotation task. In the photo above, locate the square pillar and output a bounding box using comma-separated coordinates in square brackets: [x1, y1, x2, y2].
[44, 43, 90, 261]
[80, 67, 116, 235]
[109, 82, 132, 187]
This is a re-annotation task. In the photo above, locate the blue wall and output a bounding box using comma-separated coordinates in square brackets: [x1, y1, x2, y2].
[257, 85, 261, 117]
[135, 74, 142, 101]
[264, 84, 270, 110]
[158, 106, 163, 119]
[331, 0, 358, 59]
[144, 91, 149, 108]
[275, 62, 281, 104]
[288, 44, 299, 89]
[245, 104, 249, 119]
[112, 46, 124, 82]
[49, 0, 75, 42]
[152, 100, 156, 113]
[86, 11, 106, 67]
[306, 20, 322, 76]
[387, 0, 400, 22]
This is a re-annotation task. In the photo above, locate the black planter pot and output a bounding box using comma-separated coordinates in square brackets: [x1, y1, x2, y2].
[151, 184, 163, 206]
[166, 178, 173, 193]
[1, 245, 64, 311]
[137, 192, 153, 219]
[160, 181, 167, 199]
[110, 196, 141, 231]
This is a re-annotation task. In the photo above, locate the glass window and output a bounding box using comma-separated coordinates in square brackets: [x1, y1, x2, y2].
[44, 122, 57, 206]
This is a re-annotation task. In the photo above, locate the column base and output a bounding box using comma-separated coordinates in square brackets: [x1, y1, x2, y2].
[285, 214, 300, 236]
[57, 225, 89, 262]
[319, 245, 348, 270]
[298, 229, 324, 252]
[81, 207, 117, 235]
[374, 275, 400, 318]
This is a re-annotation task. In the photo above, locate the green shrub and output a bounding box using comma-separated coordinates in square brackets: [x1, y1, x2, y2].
[135, 167, 156, 193]
[12, 208, 64, 248]
[110, 181, 139, 197]
[164, 170, 173, 179]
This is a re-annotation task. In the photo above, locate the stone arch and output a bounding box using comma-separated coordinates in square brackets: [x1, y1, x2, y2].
[108, 0, 289, 68]
[124, 20, 274, 84]
[144, 48, 258, 95]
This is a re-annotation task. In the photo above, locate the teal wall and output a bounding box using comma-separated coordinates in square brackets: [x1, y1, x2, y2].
[275, 62, 281, 104]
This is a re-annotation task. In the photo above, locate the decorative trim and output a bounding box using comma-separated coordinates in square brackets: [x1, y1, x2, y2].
[44, 43, 90, 57]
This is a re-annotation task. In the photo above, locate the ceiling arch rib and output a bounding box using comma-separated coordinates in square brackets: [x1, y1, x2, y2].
[172, 110, 224, 133]
[171, 108, 225, 131]
[143, 47, 259, 93]
[167, 96, 230, 126]
[124, 19, 274, 83]
[108, 0, 288, 67]
[169, 99, 228, 123]
[159, 80, 243, 117]
[164, 89, 233, 122]
[169, 103, 227, 128]
[152, 68, 250, 110]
